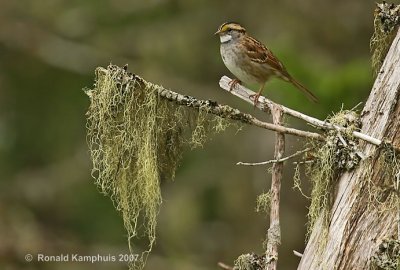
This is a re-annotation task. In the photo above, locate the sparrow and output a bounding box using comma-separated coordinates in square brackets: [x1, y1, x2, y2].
[215, 22, 318, 105]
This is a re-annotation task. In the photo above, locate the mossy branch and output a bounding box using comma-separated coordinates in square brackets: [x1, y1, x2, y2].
[95, 66, 323, 141]
[156, 86, 322, 140]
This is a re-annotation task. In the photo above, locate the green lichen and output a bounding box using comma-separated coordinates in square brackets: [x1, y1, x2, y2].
[233, 253, 264, 270]
[85, 65, 230, 269]
[234, 254, 254, 270]
[293, 163, 310, 199]
[255, 191, 272, 213]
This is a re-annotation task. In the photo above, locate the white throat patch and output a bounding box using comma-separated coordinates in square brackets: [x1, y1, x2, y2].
[220, 34, 232, 43]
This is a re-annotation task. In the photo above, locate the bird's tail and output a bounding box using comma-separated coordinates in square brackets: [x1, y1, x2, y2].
[289, 77, 319, 103]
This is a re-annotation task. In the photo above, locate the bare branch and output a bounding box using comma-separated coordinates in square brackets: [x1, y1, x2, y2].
[265, 106, 284, 270]
[219, 76, 384, 147]
[237, 147, 312, 166]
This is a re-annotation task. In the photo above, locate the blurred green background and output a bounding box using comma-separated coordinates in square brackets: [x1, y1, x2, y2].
[0, 0, 384, 269]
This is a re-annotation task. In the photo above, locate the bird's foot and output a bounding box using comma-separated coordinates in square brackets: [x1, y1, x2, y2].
[228, 79, 242, 91]
[249, 93, 261, 107]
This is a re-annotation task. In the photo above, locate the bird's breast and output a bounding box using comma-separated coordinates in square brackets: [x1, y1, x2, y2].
[220, 44, 271, 85]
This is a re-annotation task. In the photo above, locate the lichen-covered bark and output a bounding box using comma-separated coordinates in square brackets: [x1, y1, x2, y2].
[298, 29, 400, 270]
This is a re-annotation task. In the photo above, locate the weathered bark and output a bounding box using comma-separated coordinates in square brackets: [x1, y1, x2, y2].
[298, 29, 400, 269]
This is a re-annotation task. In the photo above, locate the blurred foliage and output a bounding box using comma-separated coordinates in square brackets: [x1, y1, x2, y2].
[0, 0, 387, 269]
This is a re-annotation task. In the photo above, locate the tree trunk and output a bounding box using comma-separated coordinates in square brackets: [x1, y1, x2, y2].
[297, 29, 400, 269]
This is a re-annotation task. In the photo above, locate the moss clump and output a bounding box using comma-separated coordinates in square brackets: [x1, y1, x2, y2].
[370, 2, 400, 76]
[233, 253, 264, 270]
[371, 238, 400, 270]
[85, 64, 230, 269]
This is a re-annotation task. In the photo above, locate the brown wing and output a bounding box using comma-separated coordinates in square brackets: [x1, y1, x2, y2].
[243, 36, 290, 77]
[243, 36, 319, 103]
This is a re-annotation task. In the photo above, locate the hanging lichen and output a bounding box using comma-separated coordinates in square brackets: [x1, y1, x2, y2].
[85, 64, 231, 269]
[293, 163, 310, 199]
[294, 109, 362, 237]
[255, 191, 272, 213]
[370, 2, 400, 76]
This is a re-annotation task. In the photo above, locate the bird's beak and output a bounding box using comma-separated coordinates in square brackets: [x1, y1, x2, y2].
[214, 30, 221, 35]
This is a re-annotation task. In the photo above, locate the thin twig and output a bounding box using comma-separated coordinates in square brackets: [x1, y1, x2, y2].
[219, 76, 384, 147]
[293, 160, 315, 165]
[237, 147, 312, 166]
[217, 262, 233, 270]
[293, 250, 303, 258]
[333, 126, 348, 147]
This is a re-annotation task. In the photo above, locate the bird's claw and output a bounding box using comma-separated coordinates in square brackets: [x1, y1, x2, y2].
[228, 79, 241, 91]
[249, 93, 261, 107]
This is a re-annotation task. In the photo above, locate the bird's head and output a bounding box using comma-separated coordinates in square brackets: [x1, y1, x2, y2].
[215, 22, 246, 43]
